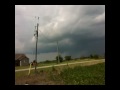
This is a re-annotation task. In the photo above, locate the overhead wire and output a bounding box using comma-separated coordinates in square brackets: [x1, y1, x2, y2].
[33, 16, 62, 61]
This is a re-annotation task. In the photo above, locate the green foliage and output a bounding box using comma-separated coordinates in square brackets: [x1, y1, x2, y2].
[59, 63, 105, 85]
[80, 56, 86, 59]
[45, 60, 51, 63]
[60, 59, 63, 62]
[80, 54, 100, 59]
[89, 54, 99, 59]
[65, 56, 71, 61]
[56, 55, 63, 63]
[94, 54, 99, 59]
[52, 66, 57, 71]
[89, 54, 93, 58]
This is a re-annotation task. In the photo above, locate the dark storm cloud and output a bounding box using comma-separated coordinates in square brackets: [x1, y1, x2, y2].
[15, 5, 105, 60]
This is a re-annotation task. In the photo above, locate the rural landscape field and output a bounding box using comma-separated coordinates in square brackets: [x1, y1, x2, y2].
[15, 58, 105, 85]
[15, 5, 105, 85]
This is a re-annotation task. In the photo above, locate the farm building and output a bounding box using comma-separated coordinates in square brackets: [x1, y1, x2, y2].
[15, 54, 29, 66]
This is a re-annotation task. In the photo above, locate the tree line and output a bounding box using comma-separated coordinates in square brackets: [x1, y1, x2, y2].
[38, 54, 105, 64]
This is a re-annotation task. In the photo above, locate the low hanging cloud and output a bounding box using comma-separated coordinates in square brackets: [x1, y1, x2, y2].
[15, 5, 105, 61]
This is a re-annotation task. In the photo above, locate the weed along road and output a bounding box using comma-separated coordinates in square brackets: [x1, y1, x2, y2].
[15, 59, 105, 72]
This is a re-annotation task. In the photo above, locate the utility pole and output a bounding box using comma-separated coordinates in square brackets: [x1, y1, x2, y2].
[57, 41, 59, 64]
[34, 17, 39, 72]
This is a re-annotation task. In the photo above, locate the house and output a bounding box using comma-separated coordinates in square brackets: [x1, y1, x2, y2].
[15, 54, 29, 66]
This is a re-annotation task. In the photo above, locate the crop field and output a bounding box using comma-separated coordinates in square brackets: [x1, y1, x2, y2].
[15, 60, 105, 85]
[52, 63, 105, 85]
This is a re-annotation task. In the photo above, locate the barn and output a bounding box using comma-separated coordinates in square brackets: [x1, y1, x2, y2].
[15, 54, 29, 66]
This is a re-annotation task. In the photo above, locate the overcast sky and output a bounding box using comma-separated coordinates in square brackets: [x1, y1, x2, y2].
[15, 5, 105, 62]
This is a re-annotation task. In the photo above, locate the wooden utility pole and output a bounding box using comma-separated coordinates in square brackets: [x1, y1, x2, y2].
[34, 17, 39, 72]
[57, 41, 59, 64]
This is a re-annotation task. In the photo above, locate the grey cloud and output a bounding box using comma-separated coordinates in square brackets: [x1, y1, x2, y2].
[15, 5, 105, 61]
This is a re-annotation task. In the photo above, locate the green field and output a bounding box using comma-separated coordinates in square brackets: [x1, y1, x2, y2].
[51, 63, 105, 85]
[15, 61, 105, 85]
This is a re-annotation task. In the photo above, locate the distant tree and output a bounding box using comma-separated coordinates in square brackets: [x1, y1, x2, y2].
[59, 58, 63, 62]
[45, 60, 51, 63]
[65, 56, 71, 61]
[56, 55, 63, 63]
[90, 54, 93, 58]
[94, 54, 99, 59]
[80, 56, 86, 59]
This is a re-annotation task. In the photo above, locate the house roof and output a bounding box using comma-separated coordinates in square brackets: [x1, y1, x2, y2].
[15, 54, 28, 61]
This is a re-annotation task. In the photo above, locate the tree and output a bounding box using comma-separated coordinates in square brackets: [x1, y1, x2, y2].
[89, 54, 93, 58]
[45, 60, 51, 63]
[80, 56, 86, 59]
[94, 54, 99, 59]
[56, 55, 63, 63]
[65, 56, 71, 61]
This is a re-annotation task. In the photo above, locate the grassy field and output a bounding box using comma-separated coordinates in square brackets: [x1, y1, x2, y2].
[52, 63, 105, 85]
[15, 58, 101, 70]
[15, 60, 105, 85]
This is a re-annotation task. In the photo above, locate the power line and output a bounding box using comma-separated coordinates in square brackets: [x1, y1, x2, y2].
[39, 31, 61, 64]
[38, 29, 61, 64]
[34, 16, 61, 64]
